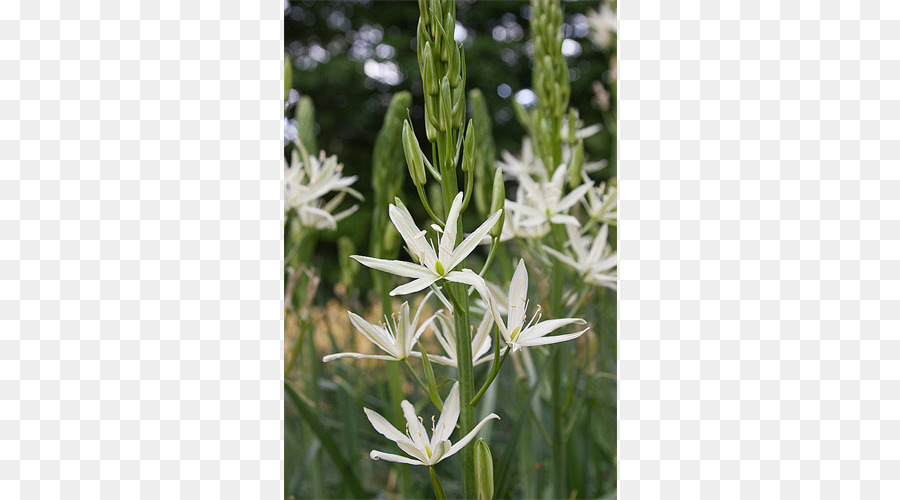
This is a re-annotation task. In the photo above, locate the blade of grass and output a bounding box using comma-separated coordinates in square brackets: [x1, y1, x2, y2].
[285, 383, 368, 499]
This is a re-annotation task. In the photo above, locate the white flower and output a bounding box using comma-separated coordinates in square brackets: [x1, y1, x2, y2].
[352, 192, 501, 296]
[426, 311, 498, 367]
[323, 296, 439, 362]
[543, 224, 617, 290]
[582, 180, 617, 224]
[284, 145, 362, 229]
[587, 3, 618, 50]
[481, 259, 589, 353]
[365, 382, 499, 466]
[505, 164, 592, 230]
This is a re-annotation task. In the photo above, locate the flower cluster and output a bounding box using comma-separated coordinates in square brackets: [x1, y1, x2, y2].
[283, 142, 362, 230]
[325, 192, 588, 365]
[496, 118, 618, 290]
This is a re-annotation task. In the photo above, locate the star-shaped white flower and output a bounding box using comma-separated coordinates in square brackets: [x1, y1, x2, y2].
[364, 382, 499, 466]
[582, 179, 617, 225]
[323, 297, 439, 362]
[480, 259, 589, 353]
[504, 164, 593, 230]
[544, 224, 617, 290]
[352, 192, 502, 296]
[426, 310, 499, 368]
[284, 145, 362, 229]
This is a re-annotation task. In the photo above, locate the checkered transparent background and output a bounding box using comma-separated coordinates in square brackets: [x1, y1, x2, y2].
[619, 1, 898, 499]
[0, 1, 282, 499]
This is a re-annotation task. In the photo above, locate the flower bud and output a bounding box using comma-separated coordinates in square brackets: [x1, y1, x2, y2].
[296, 95, 317, 154]
[475, 439, 494, 500]
[417, 0, 429, 26]
[462, 119, 475, 172]
[489, 168, 505, 238]
[424, 42, 439, 95]
[439, 77, 452, 133]
[442, 12, 454, 61]
[448, 42, 461, 88]
[402, 120, 427, 186]
[569, 139, 584, 190]
[452, 85, 465, 129]
[284, 54, 292, 102]
[424, 112, 438, 142]
[567, 110, 577, 144]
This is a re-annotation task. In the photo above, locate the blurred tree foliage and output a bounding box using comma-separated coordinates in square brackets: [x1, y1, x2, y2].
[285, 0, 614, 292]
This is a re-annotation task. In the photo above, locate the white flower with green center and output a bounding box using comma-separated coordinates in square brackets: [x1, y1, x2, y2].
[352, 192, 501, 296]
[480, 259, 589, 353]
[426, 311, 499, 368]
[505, 164, 593, 231]
[322, 297, 439, 362]
[544, 224, 618, 290]
[364, 382, 499, 466]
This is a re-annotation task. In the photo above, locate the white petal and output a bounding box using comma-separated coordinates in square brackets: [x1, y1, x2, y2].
[444, 269, 486, 293]
[423, 354, 457, 367]
[397, 439, 431, 464]
[543, 246, 581, 272]
[370, 449, 425, 466]
[427, 440, 452, 466]
[348, 311, 399, 357]
[390, 275, 441, 296]
[440, 193, 464, 265]
[446, 209, 503, 271]
[518, 327, 589, 347]
[352, 255, 434, 279]
[322, 352, 398, 362]
[548, 214, 581, 227]
[556, 182, 593, 212]
[364, 407, 412, 445]
[389, 204, 438, 269]
[517, 318, 586, 342]
[433, 382, 460, 445]
[444, 413, 500, 459]
[507, 260, 529, 332]
[401, 400, 429, 451]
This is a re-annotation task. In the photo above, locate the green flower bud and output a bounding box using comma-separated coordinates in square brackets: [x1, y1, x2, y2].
[567, 110, 577, 144]
[425, 111, 438, 142]
[462, 119, 475, 172]
[424, 42, 439, 95]
[418, 0, 429, 26]
[442, 13, 454, 61]
[448, 42, 461, 88]
[426, 93, 442, 131]
[489, 168, 505, 238]
[439, 77, 452, 133]
[569, 139, 584, 190]
[284, 54, 292, 102]
[295, 96, 317, 154]
[475, 439, 494, 500]
[402, 120, 427, 186]
[452, 85, 465, 129]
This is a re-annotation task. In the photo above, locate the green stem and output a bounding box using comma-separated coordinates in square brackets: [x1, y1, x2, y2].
[470, 322, 509, 406]
[417, 183, 445, 227]
[382, 294, 412, 498]
[547, 226, 567, 498]
[461, 163, 474, 212]
[430, 467, 448, 500]
[403, 358, 433, 401]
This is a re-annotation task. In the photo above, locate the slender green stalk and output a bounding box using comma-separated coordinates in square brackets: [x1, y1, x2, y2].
[430, 467, 448, 500]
